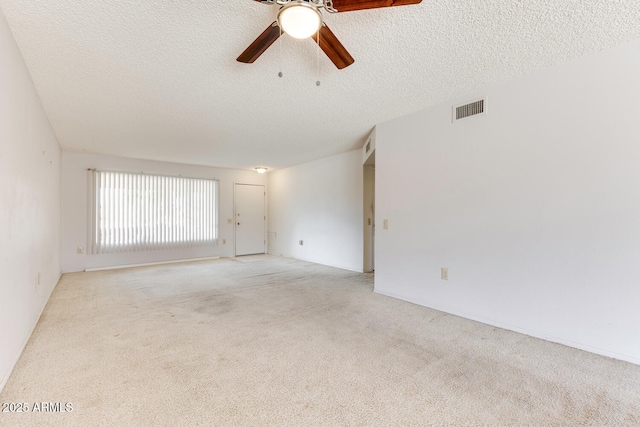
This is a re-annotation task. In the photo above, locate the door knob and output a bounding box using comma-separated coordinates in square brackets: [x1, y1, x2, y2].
[237, 222, 240, 226]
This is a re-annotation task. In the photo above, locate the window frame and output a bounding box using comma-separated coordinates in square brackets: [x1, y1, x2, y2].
[87, 169, 219, 254]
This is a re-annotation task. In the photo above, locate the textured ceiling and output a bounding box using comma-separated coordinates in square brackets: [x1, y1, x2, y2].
[1, 1, 639, 171]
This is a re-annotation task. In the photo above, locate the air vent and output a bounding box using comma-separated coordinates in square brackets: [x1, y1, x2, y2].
[454, 98, 486, 122]
[365, 139, 371, 153]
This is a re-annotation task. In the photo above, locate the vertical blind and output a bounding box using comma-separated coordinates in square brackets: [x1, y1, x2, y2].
[89, 170, 218, 254]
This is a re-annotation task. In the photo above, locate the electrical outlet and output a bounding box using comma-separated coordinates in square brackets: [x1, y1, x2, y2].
[383, 219, 389, 229]
[77, 246, 84, 254]
[441, 268, 449, 281]
[299, 240, 304, 246]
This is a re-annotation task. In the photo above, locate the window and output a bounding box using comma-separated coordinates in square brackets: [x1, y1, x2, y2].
[88, 170, 218, 254]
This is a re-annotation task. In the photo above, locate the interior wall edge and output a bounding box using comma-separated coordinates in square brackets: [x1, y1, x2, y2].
[266, 256, 364, 274]
[0, 272, 62, 394]
[269, 252, 364, 274]
[84, 256, 221, 272]
[374, 289, 640, 366]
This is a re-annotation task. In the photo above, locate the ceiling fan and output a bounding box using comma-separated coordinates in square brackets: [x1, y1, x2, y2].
[237, 0, 422, 70]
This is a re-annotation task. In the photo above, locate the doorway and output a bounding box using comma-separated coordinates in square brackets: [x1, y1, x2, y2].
[363, 151, 375, 272]
[234, 184, 266, 256]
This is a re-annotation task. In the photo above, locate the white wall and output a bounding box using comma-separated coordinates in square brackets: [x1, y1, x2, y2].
[268, 150, 363, 272]
[61, 152, 267, 272]
[0, 9, 62, 391]
[375, 38, 640, 364]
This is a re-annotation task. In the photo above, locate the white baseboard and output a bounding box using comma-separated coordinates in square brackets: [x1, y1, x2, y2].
[84, 256, 220, 272]
[375, 288, 640, 366]
[0, 271, 62, 394]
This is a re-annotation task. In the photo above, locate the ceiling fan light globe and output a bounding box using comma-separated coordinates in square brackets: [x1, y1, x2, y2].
[278, 4, 322, 39]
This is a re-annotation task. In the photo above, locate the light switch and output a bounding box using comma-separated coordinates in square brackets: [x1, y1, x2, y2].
[383, 219, 389, 229]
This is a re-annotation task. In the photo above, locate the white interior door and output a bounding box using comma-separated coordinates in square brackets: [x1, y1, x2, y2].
[235, 184, 265, 256]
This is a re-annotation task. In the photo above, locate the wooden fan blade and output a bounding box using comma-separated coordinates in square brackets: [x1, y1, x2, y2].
[237, 22, 280, 64]
[311, 24, 354, 70]
[331, 0, 422, 13]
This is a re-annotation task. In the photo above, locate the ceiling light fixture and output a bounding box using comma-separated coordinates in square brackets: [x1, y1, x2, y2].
[255, 167, 268, 174]
[238, 0, 422, 69]
[277, 2, 322, 39]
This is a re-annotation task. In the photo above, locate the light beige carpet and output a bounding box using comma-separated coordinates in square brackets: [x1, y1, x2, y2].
[1, 255, 639, 426]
